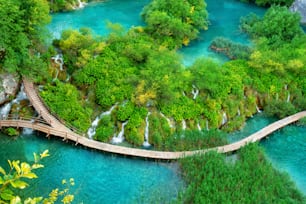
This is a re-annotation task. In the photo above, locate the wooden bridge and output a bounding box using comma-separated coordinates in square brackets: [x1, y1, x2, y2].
[0, 79, 305, 160]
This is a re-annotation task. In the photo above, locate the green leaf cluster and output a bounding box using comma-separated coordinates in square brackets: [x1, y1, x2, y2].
[141, 0, 209, 49]
[40, 80, 92, 132]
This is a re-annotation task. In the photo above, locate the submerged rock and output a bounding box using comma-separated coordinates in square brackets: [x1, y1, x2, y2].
[0, 74, 19, 105]
[290, 0, 306, 24]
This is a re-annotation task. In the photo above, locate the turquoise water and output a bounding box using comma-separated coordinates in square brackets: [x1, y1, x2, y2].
[48, 0, 265, 65]
[228, 114, 306, 195]
[180, 0, 265, 65]
[48, 0, 150, 39]
[0, 133, 182, 203]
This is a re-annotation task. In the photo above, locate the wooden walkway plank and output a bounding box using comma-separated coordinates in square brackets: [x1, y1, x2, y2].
[0, 79, 303, 159]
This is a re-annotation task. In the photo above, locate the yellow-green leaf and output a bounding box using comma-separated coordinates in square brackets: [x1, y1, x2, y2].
[40, 150, 49, 159]
[10, 180, 28, 189]
[21, 162, 31, 174]
[12, 161, 21, 174]
[0, 166, 6, 175]
[0, 188, 14, 200]
[32, 164, 44, 169]
[22, 172, 37, 179]
[0, 176, 4, 184]
[10, 196, 21, 204]
[33, 153, 39, 163]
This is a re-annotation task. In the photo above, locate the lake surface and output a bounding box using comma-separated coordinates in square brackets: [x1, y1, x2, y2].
[0, 133, 182, 203]
[48, 0, 265, 65]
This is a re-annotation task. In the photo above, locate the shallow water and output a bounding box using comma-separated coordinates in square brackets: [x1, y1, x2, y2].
[0, 133, 182, 203]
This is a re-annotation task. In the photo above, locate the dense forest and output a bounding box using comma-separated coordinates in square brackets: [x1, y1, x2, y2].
[1, 0, 306, 202]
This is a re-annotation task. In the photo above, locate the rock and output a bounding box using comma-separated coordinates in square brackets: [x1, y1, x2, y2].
[290, 0, 306, 24]
[0, 74, 19, 105]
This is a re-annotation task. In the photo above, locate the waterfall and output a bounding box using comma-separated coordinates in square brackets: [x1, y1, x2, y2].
[0, 85, 28, 119]
[112, 121, 128, 144]
[51, 54, 64, 71]
[191, 85, 199, 100]
[87, 104, 117, 139]
[182, 119, 187, 130]
[160, 112, 174, 128]
[197, 122, 201, 131]
[143, 112, 151, 147]
[182, 91, 186, 96]
[287, 92, 290, 102]
[23, 128, 34, 135]
[237, 108, 241, 116]
[221, 112, 227, 125]
[256, 105, 261, 113]
[75, 0, 86, 9]
[0, 103, 12, 119]
[206, 119, 209, 131]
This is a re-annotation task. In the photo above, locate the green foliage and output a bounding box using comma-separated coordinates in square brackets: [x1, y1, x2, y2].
[178, 144, 305, 203]
[240, 6, 303, 47]
[265, 100, 296, 118]
[240, 0, 294, 7]
[48, 0, 87, 12]
[95, 115, 115, 142]
[40, 81, 92, 132]
[3, 128, 20, 137]
[163, 129, 227, 151]
[0, 150, 75, 203]
[141, 0, 208, 48]
[210, 37, 252, 60]
[0, 0, 50, 79]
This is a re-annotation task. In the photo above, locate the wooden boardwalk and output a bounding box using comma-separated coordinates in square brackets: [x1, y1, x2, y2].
[0, 79, 305, 160]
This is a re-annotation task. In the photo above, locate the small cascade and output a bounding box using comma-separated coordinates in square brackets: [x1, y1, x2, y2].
[182, 119, 187, 130]
[0, 103, 12, 119]
[221, 112, 227, 125]
[197, 122, 201, 131]
[87, 104, 117, 139]
[112, 121, 128, 144]
[22, 128, 34, 135]
[51, 54, 64, 71]
[65, 74, 71, 82]
[0, 85, 28, 119]
[287, 92, 290, 102]
[206, 119, 209, 131]
[237, 108, 241, 116]
[182, 91, 186, 96]
[160, 112, 174, 128]
[143, 112, 151, 147]
[76, 0, 86, 9]
[191, 85, 199, 100]
[256, 105, 261, 113]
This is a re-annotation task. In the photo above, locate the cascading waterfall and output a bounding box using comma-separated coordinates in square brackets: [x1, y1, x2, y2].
[0, 85, 28, 119]
[197, 122, 201, 131]
[143, 112, 151, 147]
[160, 112, 174, 128]
[112, 121, 128, 144]
[287, 92, 290, 102]
[0, 103, 12, 119]
[221, 112, 227, 125]
[256, 104, 261, 113]
[87, 104, 117, 139]
[182, 119, 187, 130]
[206, 119, 209, 130]
[237, 108, 241, 116]
[191, 85, 199, 100]
[51, 54, 64, 71]
[75, 0, 86, 9]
